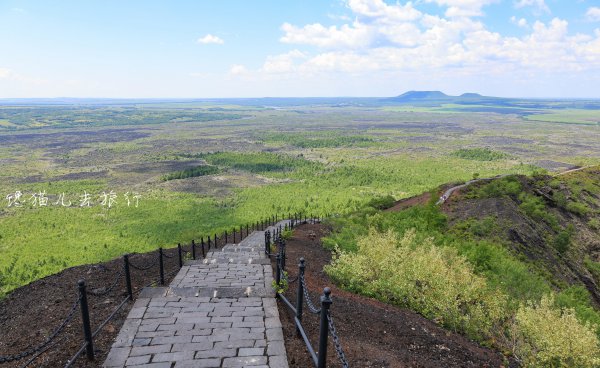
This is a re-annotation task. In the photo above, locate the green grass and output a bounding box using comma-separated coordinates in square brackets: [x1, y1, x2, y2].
[525, 109, 600, 125]
[0, 152, 533, 295]
[1, 101, 597, 298]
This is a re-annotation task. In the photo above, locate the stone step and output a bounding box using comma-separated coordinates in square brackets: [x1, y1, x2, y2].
[103, 220, 291, 368]
[139, 286, 275, 299]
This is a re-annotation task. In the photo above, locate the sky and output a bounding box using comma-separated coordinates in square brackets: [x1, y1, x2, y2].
[1, 0, 600, 98]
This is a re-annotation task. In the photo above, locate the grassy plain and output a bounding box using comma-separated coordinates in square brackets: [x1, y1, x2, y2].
[0, 100, 599, 294]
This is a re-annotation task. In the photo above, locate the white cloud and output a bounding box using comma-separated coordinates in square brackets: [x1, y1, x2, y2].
[511, 16, 528, 28]
[0, 67, 46, 85]
[261, 50, 306, 74]
[257, 0, 600, 81]
[425, 0, 498, 18]
[197, 34, 224, 44]
[586, 7, 600, 22]
[348, 0, 422, 21]
[0, 68, 14, 79]
[281, 1, 425, 50]
[280, 22, 373, 49]
[515, 0, 550, 14]
[229, 64, 248, 76]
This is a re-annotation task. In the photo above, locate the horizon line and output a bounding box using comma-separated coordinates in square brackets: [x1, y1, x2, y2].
[2, 95, 600, 101]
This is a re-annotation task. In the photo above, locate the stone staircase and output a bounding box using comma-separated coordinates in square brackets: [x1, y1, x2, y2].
[103, 221, 290, 368]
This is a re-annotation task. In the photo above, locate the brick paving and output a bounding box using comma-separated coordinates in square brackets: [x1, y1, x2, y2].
[103, 222, 290, 368]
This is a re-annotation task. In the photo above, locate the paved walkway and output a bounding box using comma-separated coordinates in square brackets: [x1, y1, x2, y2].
[103, 222, 290, 368]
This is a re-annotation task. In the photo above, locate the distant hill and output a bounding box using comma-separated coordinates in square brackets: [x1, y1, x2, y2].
[460, 93, 483, 98]
[391, 91, 451, 102]
[387, 90, 491, 104]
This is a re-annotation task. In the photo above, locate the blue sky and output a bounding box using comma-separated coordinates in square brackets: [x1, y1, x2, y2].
[1, 0, 600, 98]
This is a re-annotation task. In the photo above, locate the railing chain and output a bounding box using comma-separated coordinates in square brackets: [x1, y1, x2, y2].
[327, 311, 350, 368]
[0, 297, 80, 364]
[128, 257, 158, 271]
[301, 274, 322, 314]
[86, 269, 123, 297]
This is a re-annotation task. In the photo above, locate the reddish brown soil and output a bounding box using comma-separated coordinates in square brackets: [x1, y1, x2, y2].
[277, 223, 511, 368]
[0, 228, 253, 368]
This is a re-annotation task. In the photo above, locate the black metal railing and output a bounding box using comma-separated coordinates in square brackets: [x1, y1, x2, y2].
[265, 220, 349, 368]
[0, 213, 312, 367]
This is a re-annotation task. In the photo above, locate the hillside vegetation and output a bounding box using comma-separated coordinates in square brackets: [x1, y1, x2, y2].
[324, 167, 600, 367]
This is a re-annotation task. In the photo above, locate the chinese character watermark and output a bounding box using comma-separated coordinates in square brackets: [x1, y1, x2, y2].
[4, 190, 142, 209]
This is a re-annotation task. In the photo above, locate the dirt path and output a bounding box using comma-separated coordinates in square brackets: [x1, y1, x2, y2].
[435, 165, 592, 205]
[554, 165, 592, 176]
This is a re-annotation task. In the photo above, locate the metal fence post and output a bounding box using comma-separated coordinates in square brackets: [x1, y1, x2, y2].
[78, 280, 95, 361]
[281, 239, 286, 270]
[192, 239, 196, 260]
[123, 254, 133, 300]
[246, 223, 249, 237]
[201, 237, 206, 258]
[296, 258, 305, 336]
[159, 248, 165, 285]
[178, 243, 183, 268]
[264, 230, 270, 255]
[275, 254, 281, 296]
[225, 230, 228, 244]
[214, 234, 217, 248]
[318, 288, 333, 368]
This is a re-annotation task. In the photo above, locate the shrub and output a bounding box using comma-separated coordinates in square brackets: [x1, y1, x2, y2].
[453, 148, 508, 161]
[518, 193, 559, 229]
[552, 191, 568, 207]
[565, 201, 591, 216]
[162, 165, 220, 181]
[365, 195, 397, 210]
[476, 176, 522, 198]
[511, 295, 600, 367]
[553, 229, 572, 254]
[325, 229, 507, 340]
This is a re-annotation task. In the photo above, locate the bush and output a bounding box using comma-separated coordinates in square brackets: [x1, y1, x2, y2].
[518, 193, 559, 229]
[511, 295, 600, 367]
[162, 165, 220, 181]
[475, 176, 522, 198]
[325, 229, 507, 340]
[365, 195, 397, 210]
[565, 201, 591, 216]
[553, 229, 572, 254]
[453, 148, 508, 161]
